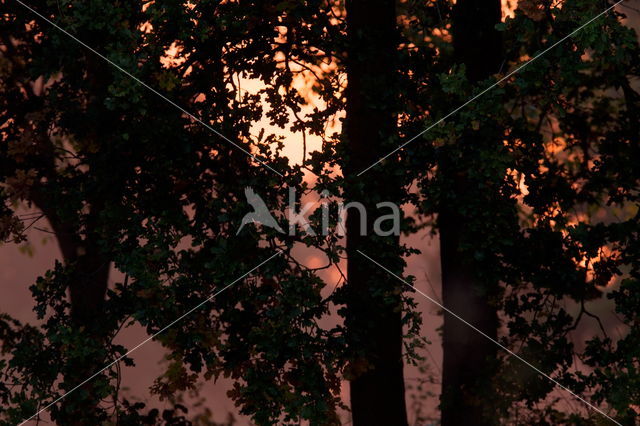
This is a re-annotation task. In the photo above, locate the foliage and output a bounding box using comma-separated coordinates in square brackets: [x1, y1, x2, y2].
[0, 0, 639, 424]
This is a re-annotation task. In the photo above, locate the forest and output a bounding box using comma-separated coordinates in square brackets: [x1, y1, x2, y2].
[1, 0, 639, 425]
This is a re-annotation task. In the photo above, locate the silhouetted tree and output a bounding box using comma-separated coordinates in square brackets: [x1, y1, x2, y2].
[1, 1, 639, 425]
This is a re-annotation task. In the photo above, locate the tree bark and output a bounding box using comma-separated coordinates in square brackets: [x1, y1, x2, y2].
[32, 194, 110, 424]
[28, 50, 114, 425]
[440, 1, 503, 425]
[344, 0, 408, 425]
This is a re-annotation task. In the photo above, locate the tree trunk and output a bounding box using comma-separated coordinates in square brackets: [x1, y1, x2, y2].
[61, 250, 110, 426]
[30, 50, 114, 424]
[344, 0, 408, 425]
[440, 1, 503, 425]
[33, 201, 111, 425]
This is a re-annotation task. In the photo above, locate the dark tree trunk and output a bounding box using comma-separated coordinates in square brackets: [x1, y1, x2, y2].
[62, 244, 110, 425]
[440, 1, 503, 425]
[34, 203, 111, 425]
[344, 0, 408, 425]
[29, 51, 114, 424]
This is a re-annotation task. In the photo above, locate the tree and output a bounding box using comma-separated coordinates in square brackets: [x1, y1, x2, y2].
[0, 0, 324, 424]
[1, 0, 199, 421]
[438, 0, 504, 424]
[2, 0, 640, 425]
[408, 0, 640, 423]
[342, 0, 409, 424]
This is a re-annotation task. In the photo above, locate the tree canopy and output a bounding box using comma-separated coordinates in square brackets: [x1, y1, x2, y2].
[1, 0, 639, 425]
